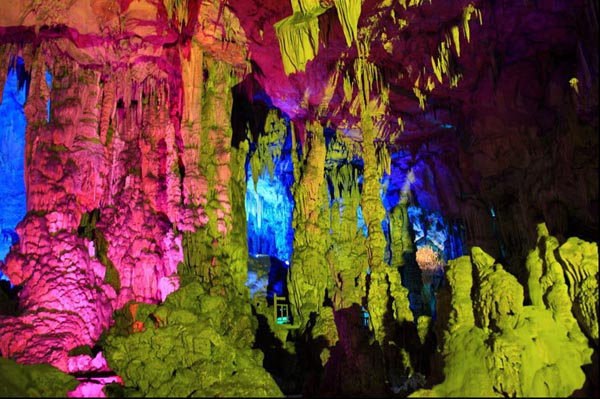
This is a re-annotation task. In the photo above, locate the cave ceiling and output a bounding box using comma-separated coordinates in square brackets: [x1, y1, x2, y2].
[0, 0, 597, 232]
[228, 0, 597, 147]
[1, 0, 595, 145]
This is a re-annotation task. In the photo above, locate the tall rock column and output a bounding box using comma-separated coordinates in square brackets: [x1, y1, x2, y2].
[201, 55, 247, 295]
[177, 37, 246, 296]
[327, 153, 367, 310]
[354, 71, 412, 347]
[360, 114, 390, 339]
[353, 34, 414, 384]
[0, 45, 117, 371]
[288, 121, 331, 326]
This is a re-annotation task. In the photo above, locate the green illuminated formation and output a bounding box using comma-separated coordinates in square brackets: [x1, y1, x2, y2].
[353, 26, 412, 366]
[411, 229, 594, 397]
[229, 136, 252, 296]
[527, 223, 599, 346]
[558, 237, 599, 345]
[385, 199, 413, 269]
[248, 109, 289, 187]
[102, 282, 283, 397]
[0, 0, 596, 397]
[0, 357, 79, 397]
[326, 134, 366, 310]
[274, 4, 326, 75]
[333, 0, 363, 47]
[179, 51, 248, 296]
[287, 121, 330, 325]
[274, 0, 364, 74]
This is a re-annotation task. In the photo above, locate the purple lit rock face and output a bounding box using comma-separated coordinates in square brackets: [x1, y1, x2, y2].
[0, 0, 598, 398]
[0, 50, 183, 374]
[67, 376, 123, 399]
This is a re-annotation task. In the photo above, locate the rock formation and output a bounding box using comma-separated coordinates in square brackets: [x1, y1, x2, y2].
[0, 0, 597, 397]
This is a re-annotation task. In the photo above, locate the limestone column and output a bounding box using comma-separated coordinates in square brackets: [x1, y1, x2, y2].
[288, 121, 330, 326]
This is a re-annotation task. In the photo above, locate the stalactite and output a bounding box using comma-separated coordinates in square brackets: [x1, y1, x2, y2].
[333, 0, 363, 47]
[274, 11, 322, 75]
[163, 0, 189, 28]
[319, 59, 343, 111]
[0, 44, 18, 104]
[429, 5, 481, 90]
[462, 3, 482, 44]
[248, 109, 288, 185]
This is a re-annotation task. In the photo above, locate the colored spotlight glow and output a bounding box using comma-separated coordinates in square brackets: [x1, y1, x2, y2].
[0, 58, 28, 284]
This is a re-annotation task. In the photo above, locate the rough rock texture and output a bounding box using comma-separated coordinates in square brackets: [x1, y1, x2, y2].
[0, 356, 79, 397]
[413, 232, 595, 397]
[526, 223, 599, 347]
[101, 281, 283, 397]
[232, 0, 598, 275]
[0, 0, 248, 376]
[0, 0, 597, 397]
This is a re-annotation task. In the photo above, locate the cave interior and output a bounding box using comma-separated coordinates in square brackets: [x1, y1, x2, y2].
[0, 0, 598, 397]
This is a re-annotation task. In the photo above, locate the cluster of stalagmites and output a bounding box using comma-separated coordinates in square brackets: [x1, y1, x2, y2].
[1, 222, 596, 397]
[411, 223, 597, 397]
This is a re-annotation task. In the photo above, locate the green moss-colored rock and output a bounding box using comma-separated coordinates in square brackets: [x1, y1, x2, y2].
[229, 139, 252, 296]
[67, 344, 94, 357]
[274, 8, 325, 75]
[103, 281, 282, 397]
[557, 236, 599, 345]
[445, 255, 475, 333]
[326, 156, 367, 311]
[506, 306, 591, 397]
[386, 201, 412, 268]
[333, 0, 363, 46]
[288, 123, 331, 327]
[471, 246, 524, 331]
[416, 325, 498, 398]
[411, 244, 593, 397]
[526, 224, 594, 346]
[0, 357, 79, 397]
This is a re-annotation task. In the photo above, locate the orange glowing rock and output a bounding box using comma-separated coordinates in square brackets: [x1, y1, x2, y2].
[131, 320, 146, 333]
[128, 302, 139, 319]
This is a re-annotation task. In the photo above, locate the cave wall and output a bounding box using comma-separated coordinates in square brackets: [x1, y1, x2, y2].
[0, 0, 250, 373]
[446, 0, 599, 280]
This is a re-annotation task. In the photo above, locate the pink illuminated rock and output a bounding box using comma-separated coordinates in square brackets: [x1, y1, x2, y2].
[67, 352, 111, 375]
[67, 375, 123, 398]
[0, 0, 246, 376]
[158, 275, 180, 302]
